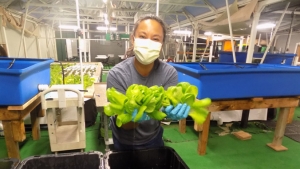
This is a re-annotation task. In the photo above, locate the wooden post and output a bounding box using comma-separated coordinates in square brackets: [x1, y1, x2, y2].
[198, 112, 211, 155]
[2, 121, 20, 159]
[287, 107, 295, 124]
[30, 107, 41, 140]
[179, 119, 186, 133]
[12, 120, 26, 142]
[267, 108, 289, 151]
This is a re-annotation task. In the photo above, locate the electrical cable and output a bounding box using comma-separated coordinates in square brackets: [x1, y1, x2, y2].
[7, 58, 15, 69]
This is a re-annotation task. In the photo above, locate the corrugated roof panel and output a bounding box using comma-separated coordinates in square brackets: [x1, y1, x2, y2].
[184, 6, 210, 17]
[178, 15, 187, 22]
[207, 0, 235, 9]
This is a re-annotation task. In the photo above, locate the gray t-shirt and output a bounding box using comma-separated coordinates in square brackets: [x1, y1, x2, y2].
[106, 57, 178, 145]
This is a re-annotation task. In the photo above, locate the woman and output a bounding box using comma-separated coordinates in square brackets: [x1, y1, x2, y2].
[107, 15, 190, 151]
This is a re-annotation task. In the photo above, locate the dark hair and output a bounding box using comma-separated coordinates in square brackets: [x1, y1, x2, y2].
[125, 14, 167, 58]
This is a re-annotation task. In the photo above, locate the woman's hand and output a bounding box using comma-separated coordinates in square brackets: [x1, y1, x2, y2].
[120, 109, 150, 130]
[163, 103, 191, 120]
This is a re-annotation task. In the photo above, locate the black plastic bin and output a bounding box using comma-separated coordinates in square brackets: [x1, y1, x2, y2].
[107, 147, 189, 169]
[0, 158, 19, 169]
[16, 152, 101, 169]
[6, 147, 188, 169]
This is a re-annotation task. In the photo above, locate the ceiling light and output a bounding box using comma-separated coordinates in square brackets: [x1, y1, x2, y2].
[97, 26, 117, 31]
[204, 32, 212, 36]
[173, 30, 191, 35]
[103, 0, 107, 4]
[257, 23, 276, 29]
[59, 25, 78, 30]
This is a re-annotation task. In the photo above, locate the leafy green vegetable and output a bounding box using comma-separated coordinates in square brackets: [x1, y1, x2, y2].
[104, 82, 211, 127]
[50, 63, 95, 89]
[165, 82, 211, 124]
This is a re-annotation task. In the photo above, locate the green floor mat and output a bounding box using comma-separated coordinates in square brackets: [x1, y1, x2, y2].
[163, 125, 198, 143]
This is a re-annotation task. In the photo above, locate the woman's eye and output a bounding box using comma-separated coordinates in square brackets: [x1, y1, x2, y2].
[139, 36, 146, 39]
[153, 39, 160, 42]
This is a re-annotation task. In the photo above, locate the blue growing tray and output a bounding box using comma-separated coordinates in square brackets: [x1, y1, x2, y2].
[169, 62, 300, 100]
[0, 58, 53, 105]
[219, 51, 296, 65]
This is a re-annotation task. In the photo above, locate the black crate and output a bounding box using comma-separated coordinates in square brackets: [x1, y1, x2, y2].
[11, 147, 188, 169]
[0, 158, 19, 169]
[16, 152, 101, 169]
[107, 147, 189, 169]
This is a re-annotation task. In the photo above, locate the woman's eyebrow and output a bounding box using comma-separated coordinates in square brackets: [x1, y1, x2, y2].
[152, 34, 162, 38]
[137, 31, 147, 35]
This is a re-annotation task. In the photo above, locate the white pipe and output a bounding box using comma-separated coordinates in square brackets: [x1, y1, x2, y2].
[156, 0, 159, 16]
[23, 38, 27, 58]
[18, 1, 31, 56]
[225, 0, 236, 63]
[270, 26, 274, 42]
[83, 21, 87, 62]
[260, 2, 290, 64]
[87, 24, 91, 62]
[36, 37, 41, 58]
[45, 27, 50, 58]
[75, 0, 84, 89]
[192, 27, 198, 62]
[175, 15, 185, 62]
[257, 34, 261, 46]
[238, 36, 243, 52]
[246, 12, 260, 63]
[209, 40, 213, 62]
[50, 28, 58, 60]
[59, 20, 62, 38]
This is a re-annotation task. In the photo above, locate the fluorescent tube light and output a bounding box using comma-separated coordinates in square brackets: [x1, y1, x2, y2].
[97, 26, 117, 31]
[173, 30, 191, 35]
[257, 23, 275, 29]
[59, 25, 78, 30]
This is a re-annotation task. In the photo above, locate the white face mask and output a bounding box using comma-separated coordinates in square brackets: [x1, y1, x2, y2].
[133, 38, 162, 65]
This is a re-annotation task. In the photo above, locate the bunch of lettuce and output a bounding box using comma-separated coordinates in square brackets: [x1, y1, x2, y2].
[162, 82, 211, 124]
[104, 82, 211, 127]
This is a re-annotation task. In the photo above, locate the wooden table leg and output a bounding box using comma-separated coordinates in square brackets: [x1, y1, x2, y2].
[287, 107, 295, 124]
[267, 108, 289, 151]
[2, 121, 21, 159]
[179, 119, 186, 133]
[30, 106, 41, 140]
[198, 112, 211, 155]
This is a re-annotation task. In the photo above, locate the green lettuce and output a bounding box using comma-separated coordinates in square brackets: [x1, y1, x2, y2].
[104, 82, 211, 127]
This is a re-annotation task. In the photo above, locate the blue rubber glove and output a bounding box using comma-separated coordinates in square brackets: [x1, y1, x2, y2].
[131, 109, 150, 122]
[163, 103, 191, 120]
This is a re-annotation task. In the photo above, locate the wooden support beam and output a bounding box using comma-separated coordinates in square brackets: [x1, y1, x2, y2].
[179, 119, 186, 133]
[2, 121, 20, 159]
[287, 107, 295, 124]
[267, 108, 289, 151]
[198, 112, 211, 155]
[12, 121, 26, 142]
[30, 108, 40, 140]
[208, 97, 299, 112]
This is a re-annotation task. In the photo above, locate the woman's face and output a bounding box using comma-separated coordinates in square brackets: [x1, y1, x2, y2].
[134, 19, 164, 44]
